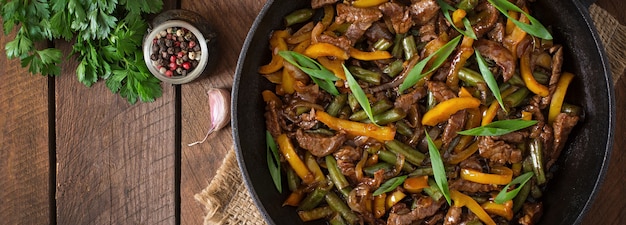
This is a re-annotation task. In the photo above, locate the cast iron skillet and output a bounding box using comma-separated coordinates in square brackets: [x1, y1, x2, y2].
[232, 0, 615, 224]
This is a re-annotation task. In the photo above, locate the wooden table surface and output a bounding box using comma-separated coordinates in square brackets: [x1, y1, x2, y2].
[0, 0, 623, 224]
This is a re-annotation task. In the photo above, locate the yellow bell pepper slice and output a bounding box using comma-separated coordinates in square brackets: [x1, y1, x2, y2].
[304, 42, 349, 60]
[277, 134, 315, 184]
[386, 190, 406, 208]
[403, 175, 430, 193]
[352, 0, 388, 8]
[321, 5, 335, 27]
[460, 166, 513, 185]
[373, 193, 387, 219]
[317, 56, 346, 80]
[482, 200, 514, 221]
[259, 30, 290, 74]
[458, 87, 473, 98]
[262, 90, 282, 107]
[481, 101, 499, 126]
[451, 190, 497, 225]
[548, 72, 575, 124]
[448, 141, 479, 164]
[316, 111, 396, 141]
[521, 51, 549, 97]
[282, 65, 296, 94]
[452, 9, 467, 28]
[521, 110, 533, 121]
[422, 97, 481, 126]
[349, 47, 393, 61]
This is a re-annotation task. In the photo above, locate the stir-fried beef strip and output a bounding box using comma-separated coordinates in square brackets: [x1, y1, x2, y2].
[443, 206, 462, 225]
[409, 0, 440, 26]
[519, 202, 544, 225]
[394, 86, 427, 112]
[442, 110, 467, 147]
[474, 39, 517, 82]
[336, 3, 383, 43]
[295, 128, 346, 157]
[379, 2, 413, 34]
[449, 177, 501, 193]
[478, 136, 523, 165]
[311, 0, 338, 9]
[387, 196, 445, 225]
[548, 113, 580, 169]
[471, 0, 499, 37]
[427, 81, 457, 102]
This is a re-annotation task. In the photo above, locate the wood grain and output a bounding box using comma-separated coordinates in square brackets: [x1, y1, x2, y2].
[179, 1, 267, 224]
[0, 33, 51, 225]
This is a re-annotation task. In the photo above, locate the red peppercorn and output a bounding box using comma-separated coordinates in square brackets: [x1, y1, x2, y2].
[169, 62, 177, 70]
[189, 40, 196, 48]
[153, 38, 158, 44]
[182, 61, 191, 70]
[165, 70, 173, 77]
[170, 55, 177, 63]
[177, 51, 185, 58]
[175, 41, 181, 47]
[166, 33, 173, 40]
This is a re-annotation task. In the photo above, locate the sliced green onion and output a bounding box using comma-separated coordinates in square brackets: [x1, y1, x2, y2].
[279, 50, 340, 95]
[343, 64, 378, 126]
[495, 171, 534, 203]
[373, 175, 407, 196]
[457, 119, 537, 136]
[399, 35, 462, 93]
[426, 131, 451, 205]
[487, 0, 553, 40]
[475, 50, 506, 113]
[266, 131, 282, 193]
[437, 0, 477, 39]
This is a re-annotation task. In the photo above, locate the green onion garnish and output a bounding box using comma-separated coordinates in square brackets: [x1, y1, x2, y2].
[475, 50, 506, 113]
[279, 50, 340, 96]
[457, 119, 537, 136]
[426, 131, 451, 205]
[373, 175, 407, 196]
[437, 0, 477, 39]
[488, 0, 553, 40]
[495, 171, 534, 203]
[343, 64, 378, 126]
[266, 131, 282, 193]
[399, 35, 462, 93]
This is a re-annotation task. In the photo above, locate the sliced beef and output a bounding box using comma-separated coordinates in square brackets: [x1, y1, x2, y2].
[449, 178, 501, 193]
[311, 0, 338, 9]
[442, 110, 467, 147]
[443, 206, 462, 225]
[492, 131, 529, 143]
[519, 202, 543, 225]
[419, 17, 438, 42]
[541, 46, 564, 107]
[364, 21, 393, 44]
[295, 129, 346, 157]
[409, 0, 440, 26]
[547, 113, 579, 168]
[471, 0, 499, 37]
[379, 2, 413, 34]
[336, 3, 382, 43]
[488, 20, 505, 43]
[318, 34, 352, 50]
[334, 146, 362, 182]
[458, 155, 483, 171]
[387, 196, 444, 225]
[427, 81, 457, 102]
[264, 98, 283, 138]
[478, 136, 523, 165]
[474, 39, 516, 82]
[295, 110, 319, 130]
[394, 86, 427, 112]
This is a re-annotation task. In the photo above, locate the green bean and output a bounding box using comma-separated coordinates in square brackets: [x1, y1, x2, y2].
[284, 8, 314, 27]
[531, 182, 543, 199]
[298, 206, 335, 222]
[349, 99, 393, 121]
[329, 212, 347, 225]
[348, 94, 359, 112]
[391, 33, 406, 59]
[533, 71, 549, 85]
[348, 66, 381, 85]
[562, 103, 583, 117]
[427, 90, 437, 110]
[456, 0, 478, 11]
[395, 120, 414, 137]
[423, 178, 443, 201]
[513, 176, 532, 213]
[365, 108, 407, 125]
[325, 192, 359, 225]
[383, 59, 404, 77]
[503, 87, 530, 108]
[377, 149, 414, 172]
[327, 93, 348, 117]
[325, 155, 351, 196]
[287, 167, 300, 192]
[363, 162, 393, 176]
[458, 67, 485, 86]
[529, 138, 546, 185]
[408, 166, 455, 177]
[507, 73, 525, 87]
[306, 128, 335, 136]
[373, 38, 392, 51]
[298, 184, 331, 211]
[402, 35, 417, 60]
[384, 140, 425, 166]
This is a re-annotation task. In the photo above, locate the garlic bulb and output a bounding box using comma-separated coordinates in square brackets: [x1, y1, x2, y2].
[188, 88, 231, 146]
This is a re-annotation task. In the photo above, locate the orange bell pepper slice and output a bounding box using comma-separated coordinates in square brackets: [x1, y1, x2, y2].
[521, 111, 533, 121]
[451, 190, 497, 225]
[259, 30, 289, 74]
[262, 90, 282, 107]
[452, 9, 467, 28]
[352, 0, 388, 8]
[460, 166, 513, 185]
[349, 47, 393, 61]
[283, 189, 305, 206]
[277, 134, 315, 184]
[303, 42, 349, 60]
[521, 50, 549, 97]
[548, 72, 575, 124]
[481, 101, 499, 126]
[403, 175, 429, 193]
[482, 200, 514, 221]
[315, 111, 396, 141]
[422, 97, 481, 126]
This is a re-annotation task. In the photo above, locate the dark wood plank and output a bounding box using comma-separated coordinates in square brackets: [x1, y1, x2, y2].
[179, 0, 267, 224]
[53, 31, 178, 225]
[0, 33, 51, 225]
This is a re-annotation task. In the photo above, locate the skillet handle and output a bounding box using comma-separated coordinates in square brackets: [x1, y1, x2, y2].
[578, 0, 596, 7]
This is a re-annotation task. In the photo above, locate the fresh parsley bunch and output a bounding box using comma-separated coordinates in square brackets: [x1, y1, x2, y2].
[1, 0, 165, 104]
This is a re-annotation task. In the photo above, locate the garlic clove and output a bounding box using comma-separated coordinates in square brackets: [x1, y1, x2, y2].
[187, 88, 231, 146]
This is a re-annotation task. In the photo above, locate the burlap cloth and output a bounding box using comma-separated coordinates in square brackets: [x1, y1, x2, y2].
[193, 4, 626, 225]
